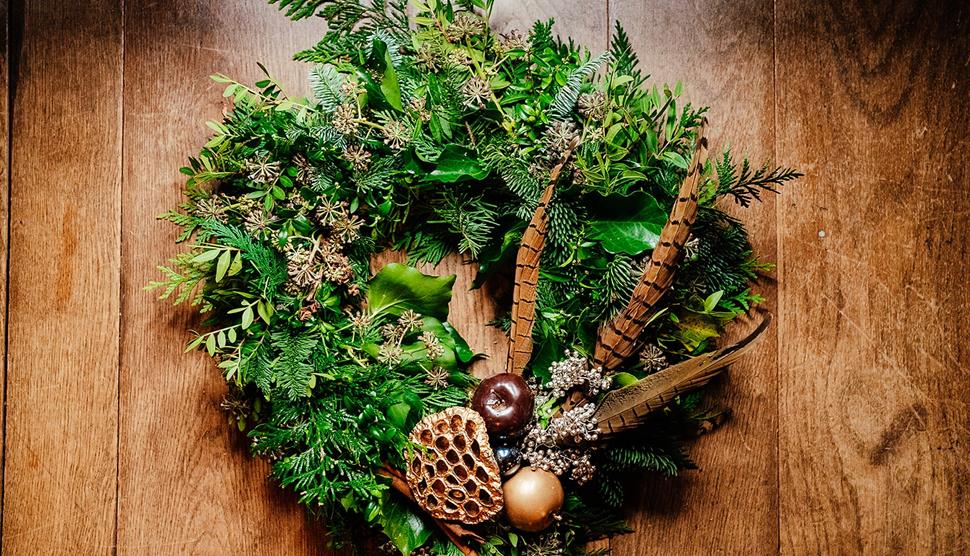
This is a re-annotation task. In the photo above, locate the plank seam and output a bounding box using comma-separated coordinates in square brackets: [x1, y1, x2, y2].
[771, 0, 781, 553]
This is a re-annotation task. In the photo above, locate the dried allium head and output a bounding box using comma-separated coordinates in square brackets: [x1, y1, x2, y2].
[498, 29, 529, 53]
[246, 155, 281, 184]
[331, 102, 359, 136]
[446, 12, 484, 41]
[577, 91, 608, 121]
[462, 76, 492, 109]
[639, 343, 668, 372]
[382, 120, 411, 150]
[424, 365, 450, 389]
[342, 145, 371, 172]
[543, 121, 579, 159]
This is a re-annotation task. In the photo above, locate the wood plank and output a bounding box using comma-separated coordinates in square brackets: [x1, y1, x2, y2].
[776, 1, 970, 553]
[607, 1, 779, 554]
[0, 0, 9, 535]
[118, 3, 333, 554]
[2, 1, 122, 552]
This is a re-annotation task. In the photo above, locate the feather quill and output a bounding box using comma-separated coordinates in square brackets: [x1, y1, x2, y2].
[507, 138, 579, 375]
[593, 121, 709, 370]
[594, 312, 771, 436]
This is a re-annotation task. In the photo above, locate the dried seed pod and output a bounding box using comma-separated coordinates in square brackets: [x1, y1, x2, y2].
[406, 407, 505, 524]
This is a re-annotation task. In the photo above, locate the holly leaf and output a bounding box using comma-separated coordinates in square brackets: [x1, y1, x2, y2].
[426, 146, 489, 183]
[588, 191, 668, 255]
[378, 497, 432, 556]
[367, 263, 456, 320]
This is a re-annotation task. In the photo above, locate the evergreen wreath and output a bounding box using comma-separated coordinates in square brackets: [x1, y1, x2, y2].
[150, 0, 800, 554]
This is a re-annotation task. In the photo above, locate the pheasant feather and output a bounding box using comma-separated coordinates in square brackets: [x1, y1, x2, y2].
[594, 312, 771, 436]
[593, 121, 709, 370]
[507, 138, 579, 375]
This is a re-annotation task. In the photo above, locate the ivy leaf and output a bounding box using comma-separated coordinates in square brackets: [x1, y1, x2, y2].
[367, 263, 455, 320]
[426, 146, 489, 183]
[588, 191, 668, 255]
[378, 497, 432, 556]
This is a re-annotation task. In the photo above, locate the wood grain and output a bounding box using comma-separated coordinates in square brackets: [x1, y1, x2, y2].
[776, 1, 970, 553]
[0, 0, 8, 535]
[118, 2, 332, 554]
[607, 1, 779, 554]
[2, 1, 122, 552]
[1, 1, 968, 554]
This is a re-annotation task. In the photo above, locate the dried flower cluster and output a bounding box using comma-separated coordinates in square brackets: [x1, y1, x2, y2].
[639, 343, 668, 372]
[543, 120, 579, 159]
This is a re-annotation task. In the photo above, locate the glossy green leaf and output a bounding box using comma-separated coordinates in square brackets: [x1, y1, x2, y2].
[426, 146, 489, 183]
[367, 263, 455, 320]
[588, 191, 668, 255]
[378, 497, 432, 556]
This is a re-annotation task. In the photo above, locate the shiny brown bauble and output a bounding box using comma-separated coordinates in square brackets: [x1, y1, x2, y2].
[471, 373, 534, 436]
[502, 468, 564, 532]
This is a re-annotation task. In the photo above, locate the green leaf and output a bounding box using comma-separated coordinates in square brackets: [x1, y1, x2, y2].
[241, 306, 254, 330]
[367, 263, 456, 321]
[257, 300, 273, 324]
[373, 39, 403, 111]
[442, 322, 475, 365]
[612, 372, 639, 387]
[425, 146, 489, 183]
[228, 252, 243, 276]
[386, 402, 411, 431]
[378, 497, 432, 556]
[588, 191, 668, 255]
[703, 291, 723, 313]
[215, 250, 231, 282]
[192, 249, 221, 263]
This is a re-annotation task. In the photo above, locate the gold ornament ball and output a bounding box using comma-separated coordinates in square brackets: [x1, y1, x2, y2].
[502, 468, 564, 532]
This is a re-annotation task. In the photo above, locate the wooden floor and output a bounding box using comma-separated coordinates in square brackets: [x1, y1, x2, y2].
[0, 1, 967, 554]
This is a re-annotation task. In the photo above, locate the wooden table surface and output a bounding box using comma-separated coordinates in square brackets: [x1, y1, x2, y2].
[1, 1, 967, 554]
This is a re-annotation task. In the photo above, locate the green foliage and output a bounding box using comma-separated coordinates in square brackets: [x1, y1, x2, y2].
[709, 148, 802, 207]
[367, 263, 457, 320]
[587, 191, 667, 255]
[151, 1, 798, 552]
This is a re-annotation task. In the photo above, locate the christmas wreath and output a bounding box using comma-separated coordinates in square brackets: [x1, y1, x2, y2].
[150, 0, 800, 554]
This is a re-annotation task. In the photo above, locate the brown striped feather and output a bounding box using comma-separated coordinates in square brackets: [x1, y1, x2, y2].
[594, 312, 771, 436]
[593, 121, 709, 370]
[507, 138, 580, 375]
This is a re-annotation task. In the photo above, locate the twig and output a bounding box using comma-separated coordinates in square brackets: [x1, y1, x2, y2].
[378, 466, 481, 556]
